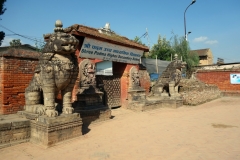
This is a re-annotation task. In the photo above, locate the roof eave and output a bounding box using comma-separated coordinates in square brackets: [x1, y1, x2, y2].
[67, 24, 149, 52]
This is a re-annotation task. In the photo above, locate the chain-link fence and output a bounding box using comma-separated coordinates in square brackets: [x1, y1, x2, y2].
[141, 58, 170, 73]
[141, 58, 171, 81]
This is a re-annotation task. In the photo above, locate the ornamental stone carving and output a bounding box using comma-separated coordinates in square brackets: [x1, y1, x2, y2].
[77, 59, 101, 95]
[24, 20, 79, 117]
[129, 66, 142, 90]
[79, 59, 96, 88]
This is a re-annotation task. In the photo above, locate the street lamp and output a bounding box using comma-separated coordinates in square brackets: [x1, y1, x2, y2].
[186, 31, 191, 41]
[184, 0, 196, 40]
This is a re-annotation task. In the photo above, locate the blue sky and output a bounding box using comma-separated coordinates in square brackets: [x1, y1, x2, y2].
[1, 0, 240, 63]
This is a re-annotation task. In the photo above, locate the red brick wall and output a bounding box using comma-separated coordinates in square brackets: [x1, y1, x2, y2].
[196, 70, 240, 93]
[0, 57, 3, 114]
[0, 57, 38, 114]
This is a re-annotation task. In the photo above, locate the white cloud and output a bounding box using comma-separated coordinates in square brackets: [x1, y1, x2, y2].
[193, 36, 218, 45]
[193, 36, 208, 42]
[1, 37, 13, 46]
[205, 40, 218, 45]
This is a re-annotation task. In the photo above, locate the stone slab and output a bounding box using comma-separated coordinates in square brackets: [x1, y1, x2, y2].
[127, 101, 146, 112]
[128, 98, 183, 112]
[75, 107, 111, 124]
[18, 111, 39, 120]
[0, 114, 30, 149]
[30, 113, 82, 148]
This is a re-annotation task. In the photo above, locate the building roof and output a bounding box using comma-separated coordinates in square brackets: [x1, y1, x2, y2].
[0, 45, 39, 59]
[0, 44, 38, 52]
[44, 24, 149, 52]
[190, 48, 211, 56]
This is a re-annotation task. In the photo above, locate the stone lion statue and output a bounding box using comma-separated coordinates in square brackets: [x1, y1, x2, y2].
[24, 20, 79, 117]
[151, 54, 186, 97]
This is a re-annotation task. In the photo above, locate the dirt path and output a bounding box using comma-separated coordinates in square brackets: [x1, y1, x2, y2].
[1, 97, 240, 160]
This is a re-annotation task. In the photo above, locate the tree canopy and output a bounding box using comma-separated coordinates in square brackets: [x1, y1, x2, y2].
[170, 35, 199, 77]
[133, 36, 144, 45]
[10, 39, 21, 47]
[0, 0, 6, 16]
[149, 34, 199, 78]
[0, 0, 7, 46]
[150, 35, 173, 61]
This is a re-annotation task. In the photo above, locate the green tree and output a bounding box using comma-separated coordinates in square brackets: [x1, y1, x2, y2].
[10, 39, 21, 47]
[150, 34, 199, 78]
[133, 36, 144, 45]
[0, 0, 7, 46]
[150, 35, 173, 61]
[170, 35, 199, 78]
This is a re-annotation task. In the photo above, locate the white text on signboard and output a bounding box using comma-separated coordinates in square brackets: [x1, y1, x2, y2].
[80, 38, 143, 64]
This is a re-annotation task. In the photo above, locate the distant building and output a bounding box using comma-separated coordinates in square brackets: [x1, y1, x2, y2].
[190, 48, 213, 65]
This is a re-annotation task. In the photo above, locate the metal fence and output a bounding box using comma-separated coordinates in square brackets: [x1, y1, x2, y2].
[141, 58, 170, 74]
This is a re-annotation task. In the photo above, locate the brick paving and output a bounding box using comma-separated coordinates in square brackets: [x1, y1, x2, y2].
[1, 97, 240, 160]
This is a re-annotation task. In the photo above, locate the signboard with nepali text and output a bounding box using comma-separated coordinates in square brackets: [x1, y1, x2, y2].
[79, 37, 143, 64]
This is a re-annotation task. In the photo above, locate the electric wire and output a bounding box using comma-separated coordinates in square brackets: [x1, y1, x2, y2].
[0, 24, 45, 45]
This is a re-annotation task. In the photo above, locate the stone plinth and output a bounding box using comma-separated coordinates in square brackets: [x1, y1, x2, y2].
[161, 99, 183, 108]
[0, 114, 30, 149]
[128, 88, 146, 101]
[18, 110, 40, 120]
[76, 93, 103, 108]
[128, 98, 183, 112]
[30, 113, 82, 148]
[127, 88, 146, 111]
[74, 91, 111, 124]
[138, 96, 184, 111]
[127, 101, 146, 112]
[75, 106, 111, 124]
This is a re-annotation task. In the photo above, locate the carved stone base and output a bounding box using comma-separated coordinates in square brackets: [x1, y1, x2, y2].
[74, 91, 111, 124]
[18, 111, 39, 120]
[127, 101, 146, 112]
[128, 89, 146, 102]
[127, 89, 147, 111]
[129, 97, 183, 112]
[0, 114, 30, 149]
[76, 92, 103, 108]
[161, 99, 183, 108]
[74, 106, 111, 124]
[30, 113, 82, 148]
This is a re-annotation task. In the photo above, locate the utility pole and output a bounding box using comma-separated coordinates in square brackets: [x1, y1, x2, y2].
[184, 0, 196, 40]
[146, 28, 150, 49]
[156, 55, 158, 73]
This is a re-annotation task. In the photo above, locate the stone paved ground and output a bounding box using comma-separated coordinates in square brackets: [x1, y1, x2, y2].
[1, 97, 240, 160]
